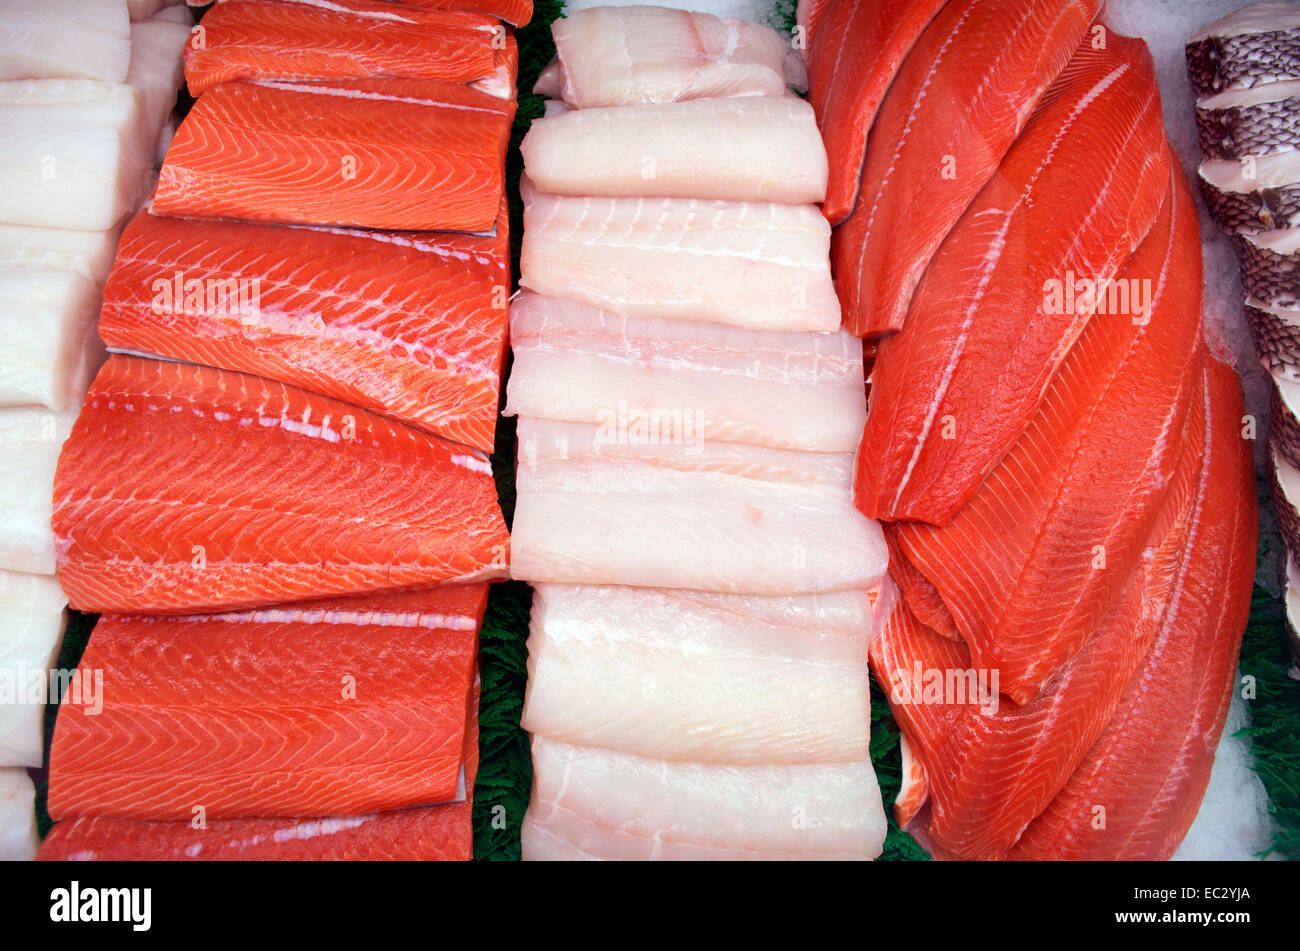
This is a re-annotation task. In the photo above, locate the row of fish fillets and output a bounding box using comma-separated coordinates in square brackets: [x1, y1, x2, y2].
[36, 0, 528, 861]
[509, 5, 889, 861]
[803, 0, 1258, 859]
[0, 0, 191, 861]
[1188, 2, 1300, 673]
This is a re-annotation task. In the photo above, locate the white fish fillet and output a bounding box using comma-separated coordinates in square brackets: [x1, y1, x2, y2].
[0, 408, 76, 575]
[130, 0, 187, 21]
[0, 0, 132, 83]
[0, 571, 68, 768]
[0, 79, 152, 231]
[0, 224, 121, 285]
[521, 583, 873, 763]
[520, 181, 840, 332]
[535, 5, 788, 108]
[0, 768, 39, 860]
[511, 418, 887, 593]
[521, 736, 885, 860]
[504, 292, 866, 453]
[521, 97, 827, 204]
[0, 268, 107, 411]
[126, 12, 192, 146]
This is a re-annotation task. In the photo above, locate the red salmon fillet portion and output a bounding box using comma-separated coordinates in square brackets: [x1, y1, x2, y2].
[52, 356, 509, 613]
[391, 0, 532, 27]
[186, 0, 515, 98]
[832, 0, 1100, 336]
[854, 32, 1171, 525]
[47, 586, 488, 823]
[801, 0, 946, 225]
[152, 77, 514, 232]
[98, 205, 509, 451]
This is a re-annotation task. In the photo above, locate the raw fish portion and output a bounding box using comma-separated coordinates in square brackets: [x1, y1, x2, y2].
[522, 583, 873, 763]
[523, 736, 885, 859]
[0, 79, 151, 231]
[0, 409, 75, 575]
[521, 97, 827, 204]
[854, 34, 1171, 524]
[126, 9, 191, 142]
[511, 418, 886, 594]
[0, 267, 107, 411]
[0, 224, 121, 285]
[99, 207, 509, 450]
[229, 0, 534, 28]
[799, 0, 946, 224]
[53, 356, 509, 613]
[0, 570, 67, 767]
[186, 1, 513, 99]
[536, 6, 787, 108]
[0, 0, 132, 83]
[0, 768, 38, 860]
[48, 586, 487, 821]
[504, 292, 865, 453]
[833, 0, 1100, 337]
[520, 182, 840, 332]
[153, 78, 514, 232]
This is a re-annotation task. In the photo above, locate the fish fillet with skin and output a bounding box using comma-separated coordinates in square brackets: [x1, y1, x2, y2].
[152, 77, 514, 232]
[0, 769, 39, 861]
[521, 97, 827, 204]
[534, 6, 787, 108]
[0, 267, 107, 412]
[504, 292, 865, 453]
[186, 0, 515, 99]
[1008, 357, 1257, 861]
[0, 570, 68, 768]
[833, 0, 1101, 337]
[212, 0, 536, 29]
[48, 586, 486, 822]
[0, 409, 76, 575]
[893, 162, 1201, 704]
[854, 33, 1172, 525]
[0, 0, 132, 83]
[53, 356, 509, 613]
[520, 182, 840, 333]
[521, 736, 885, 860]
[510, 418, 886, 594]
[98, 207, 509, 450]
[799, 0, 946, 224]
[522, 584, 873, 763]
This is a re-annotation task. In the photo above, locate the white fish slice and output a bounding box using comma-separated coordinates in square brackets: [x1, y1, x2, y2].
[510, 418, 887, 593]
[522, 736, 885, 860]
[0, 408, 76, 575]
[521, 583, 874, 763]
[0, 268, 107, 411]
[0, 768, 39, 860]
[0, 570, 68, 769]
[0, 224, 122, 286]
[520, 181, 841, 332]
[126, 12, 192, 148]
[0, 0, 132, 83]
[521, 97, 827, 204]
[504, 292, 866, 452]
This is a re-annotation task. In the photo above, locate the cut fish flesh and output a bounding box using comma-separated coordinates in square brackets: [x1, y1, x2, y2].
[131, 0, 187, 20]
[1187, 2, 1300, 97]
[152, 77, 514, 232]
[1199, 149, 1300, 232]
[98, 207, 510, 450]
[535, 5, 787, 108]
[521, 97, 827, 204]
[125, 9, 191, 144]
[48, 585, 486, 821]
[0, 769, 38, 861]
[1238, 229, 1300, 307]
[892, 165, 1201, 704]
[0, 224, 122, 285]
[1196, 79, 1300, 160]
[510, 418, 886, 594]
[0, 570, 67, 768]
[521, 736, 885, 860]
[186, 0, 515, 99]
[53, 355, 509, 613]
[0, 0, 132, 83]
[520, 182, 840, 332]
[854, 35, 1172, 524]
[1246, 296, 1300, 379]
[0, 268, 107, 412]
[503, 292, 866, 453]
[832, 0, 1100, 337]
[521, 584, 873, 763]
[0, 408, 75, 575]
[799, 0, 946, 224]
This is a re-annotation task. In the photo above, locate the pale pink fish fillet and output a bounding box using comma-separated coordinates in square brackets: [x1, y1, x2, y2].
[536, 6, 788, 108]
[0, 569, 67, 768]
[510, 418, 886, 594]
[521, 97, 827, 204]
[520, 181, 841, 333]
[520, 583, 873, 763]
[504, 292, 865, 453]
[521, 736, 884, 860]
[125, 9, 191, 143]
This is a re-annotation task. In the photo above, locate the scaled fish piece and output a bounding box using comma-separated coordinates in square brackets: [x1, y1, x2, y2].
[53, 356, 509, 613]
